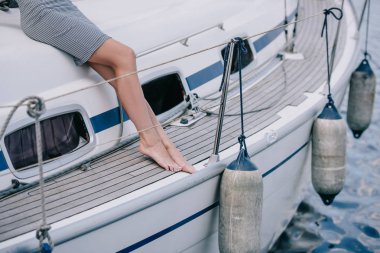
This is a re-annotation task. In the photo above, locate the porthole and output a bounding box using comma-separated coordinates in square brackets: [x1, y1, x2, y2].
[4, 112, 89, 170]
[142, 73, 186, 115]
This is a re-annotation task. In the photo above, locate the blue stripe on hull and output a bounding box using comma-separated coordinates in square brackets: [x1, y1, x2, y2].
[0, 151, 8, 171]
[186, 61, 224, 90]
[253, 26, 284, 52]
[90, 107, 128, 134]
[117, 141, 309, 252]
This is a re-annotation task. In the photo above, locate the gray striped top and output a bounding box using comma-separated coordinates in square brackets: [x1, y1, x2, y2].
[16, 0, 110, 65]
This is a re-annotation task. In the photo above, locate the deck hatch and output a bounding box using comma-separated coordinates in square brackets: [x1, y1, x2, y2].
[142, 73, 185, 115]
[221, 39, 254, 74]
[4, 112, 90, 170]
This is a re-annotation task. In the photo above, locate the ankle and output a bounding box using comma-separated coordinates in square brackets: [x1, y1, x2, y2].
[155, 131, 174, 148]
[139, 129, 162, 148]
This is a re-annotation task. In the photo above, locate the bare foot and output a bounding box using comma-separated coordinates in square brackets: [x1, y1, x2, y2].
[143, 101, 195, 173]
[139, 131, 181, 172]
[154, 127, 196, 174]
[165, 145, 196, 174]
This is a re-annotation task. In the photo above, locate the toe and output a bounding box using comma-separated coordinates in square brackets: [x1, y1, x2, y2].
[183, 165, 196, 174]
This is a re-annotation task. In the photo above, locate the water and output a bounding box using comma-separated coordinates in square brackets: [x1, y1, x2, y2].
[270, 1, 380, 252]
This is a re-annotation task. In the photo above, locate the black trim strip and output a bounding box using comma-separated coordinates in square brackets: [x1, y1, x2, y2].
[117, 202, 219, 253]
[262, 141, 309, 177]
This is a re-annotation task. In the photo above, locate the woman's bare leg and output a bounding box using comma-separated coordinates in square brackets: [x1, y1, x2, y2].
[88, 39, 180, 171]
[89, 61, 195, 173]
[88, 62, 117, 86]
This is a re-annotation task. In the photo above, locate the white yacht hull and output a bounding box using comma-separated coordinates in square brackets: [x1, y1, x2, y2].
[0, 0, 359, 252]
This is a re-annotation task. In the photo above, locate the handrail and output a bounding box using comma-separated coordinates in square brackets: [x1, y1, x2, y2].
[137, 23, 224, 58]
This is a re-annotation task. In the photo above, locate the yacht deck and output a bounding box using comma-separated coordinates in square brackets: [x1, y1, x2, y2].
[0, 0, 345, 243]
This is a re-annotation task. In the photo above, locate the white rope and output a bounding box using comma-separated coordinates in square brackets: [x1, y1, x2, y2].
[27, 98, 54, 251]
[0, 96, 42, 140]
[0, 11, 323, 110]
[0, 96, 53, 248]
[35, 119, 47, 224]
